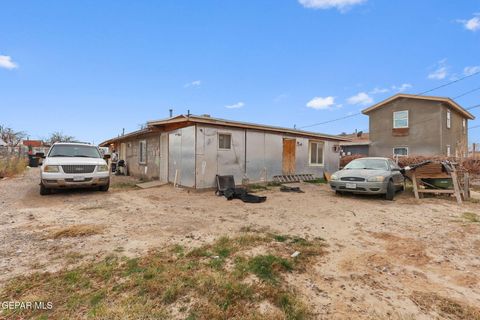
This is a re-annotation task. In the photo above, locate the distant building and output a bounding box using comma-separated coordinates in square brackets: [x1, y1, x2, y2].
[339, 132, 370, 156]
[362, 94, 475, 157]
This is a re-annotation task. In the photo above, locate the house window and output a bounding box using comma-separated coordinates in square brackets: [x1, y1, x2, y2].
[446, 145, 451, 157]
[447, 110, 451, 129]
[218, 133, 231, 150]
[393, 110, 408, 128]
[393, 147, 408, 156]
[463, 119, 466, 134]
[309, 141, 324, 165]
[139, 140, 147, 163]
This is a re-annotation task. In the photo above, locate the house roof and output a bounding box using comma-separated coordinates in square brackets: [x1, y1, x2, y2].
[338, 132, 371, 146]
[100, 114, 350, 146]
[361, 94, 475, 120]
[22, 140, 44, 147]
[147, 115, 350, 141]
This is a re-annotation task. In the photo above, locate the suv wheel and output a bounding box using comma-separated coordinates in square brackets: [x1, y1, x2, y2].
[385, 180, 395, 201]
[40, 184, 51, 196]
[99, 183, 110, 192]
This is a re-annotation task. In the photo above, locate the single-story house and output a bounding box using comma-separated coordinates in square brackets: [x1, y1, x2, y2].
[100, 115, 349, 188]
[339, 132, 370, 156]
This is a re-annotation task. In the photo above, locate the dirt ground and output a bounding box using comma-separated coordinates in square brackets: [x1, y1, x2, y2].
[1, 168, 480, 319]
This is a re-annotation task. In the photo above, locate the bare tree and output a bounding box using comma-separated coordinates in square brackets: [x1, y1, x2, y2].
[0, 125, 26, 147]
[48, 132, 75, 145]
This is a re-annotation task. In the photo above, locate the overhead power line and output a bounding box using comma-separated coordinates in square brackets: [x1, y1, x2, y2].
[299, 71, 480, 130]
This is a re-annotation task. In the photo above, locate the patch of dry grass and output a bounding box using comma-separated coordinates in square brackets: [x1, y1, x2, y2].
[0, 156, 28, 178]
[46, 224, 103, 239]
[410, 291, 480, 320]
[463, 212, 480, 223]
[0, 233, 326, 319]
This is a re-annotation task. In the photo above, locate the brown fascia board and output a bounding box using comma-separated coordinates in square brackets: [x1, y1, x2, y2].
[362, 94, 475, 120]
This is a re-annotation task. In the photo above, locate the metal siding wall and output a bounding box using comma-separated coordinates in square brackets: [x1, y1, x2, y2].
[296, 139, 339, 177]
[264, 133, 283, 180]
[159, 133, 168, 182]
[168, 126, 196, 187]
[245, 131, 266, 182]
[195, 125, 246, 188]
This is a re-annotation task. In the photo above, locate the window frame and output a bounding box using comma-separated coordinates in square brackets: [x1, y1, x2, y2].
[446, 110, 451, 129]
[218, 133, 232, 150]
[393, 146, 408, 156]
[393, 110, 409, 129]
[309, 140, 324, 166]
[463, 119, 466, 134]
[139, 140, 147, 164]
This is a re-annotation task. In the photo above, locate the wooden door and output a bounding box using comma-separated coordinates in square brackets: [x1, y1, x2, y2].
[282, 139, 296, 175]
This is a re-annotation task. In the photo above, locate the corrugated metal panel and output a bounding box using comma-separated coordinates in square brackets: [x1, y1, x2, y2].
[245, 131, 266, 182]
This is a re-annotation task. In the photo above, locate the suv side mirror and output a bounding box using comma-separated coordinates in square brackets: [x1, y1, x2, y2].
[103, 154, 111, 160]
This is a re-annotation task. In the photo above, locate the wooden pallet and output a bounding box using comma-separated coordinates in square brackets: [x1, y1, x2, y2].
[273, 174, 316, 183]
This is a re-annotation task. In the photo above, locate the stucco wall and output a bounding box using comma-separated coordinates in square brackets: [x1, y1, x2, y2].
[118, 133, 161, 179]
[441, 107, 468, 157]
[368, 98, 443, 156]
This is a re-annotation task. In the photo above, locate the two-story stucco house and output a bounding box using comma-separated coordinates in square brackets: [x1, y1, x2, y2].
[362, 94, 475, 157]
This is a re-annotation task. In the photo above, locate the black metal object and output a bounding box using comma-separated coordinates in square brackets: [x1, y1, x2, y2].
[215, 174, 267, 203]
[215, 175, 236, 196]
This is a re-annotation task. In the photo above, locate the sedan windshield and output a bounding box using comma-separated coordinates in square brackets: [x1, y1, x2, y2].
[48, 145, 101, 158]
[344, 159, 389, 170]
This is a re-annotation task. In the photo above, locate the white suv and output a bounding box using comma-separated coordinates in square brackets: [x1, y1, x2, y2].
[40, 142, 110, 195]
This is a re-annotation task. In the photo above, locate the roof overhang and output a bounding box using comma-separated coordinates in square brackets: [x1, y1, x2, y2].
[361, 94, 475, 120]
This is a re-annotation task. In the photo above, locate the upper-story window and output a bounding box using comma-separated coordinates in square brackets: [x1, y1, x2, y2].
[447, 110, 451, 129]
[393, 110, 408, 128]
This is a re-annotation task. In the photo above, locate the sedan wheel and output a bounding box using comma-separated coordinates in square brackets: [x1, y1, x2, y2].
[385, 180, 395, 201]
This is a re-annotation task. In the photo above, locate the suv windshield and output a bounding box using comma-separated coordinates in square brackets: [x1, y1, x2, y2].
[48, 145, 101, 158]
[344, 159, 389, 171]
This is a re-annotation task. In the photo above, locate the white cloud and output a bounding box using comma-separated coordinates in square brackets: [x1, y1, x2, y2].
[306, 96, 336, 110]
[392, 83, 412, 92]
[428, 59, 448, 80]
[184, 80, 201, 88]
[464, 65, 480, 76]
[225, 101, 244, 109]
[0, 55, 18, 70]
[369, 87, 389, 95]
[347, 92, 373, 106]
[459, 15, 480, 31]
[298, 0, 366, 11]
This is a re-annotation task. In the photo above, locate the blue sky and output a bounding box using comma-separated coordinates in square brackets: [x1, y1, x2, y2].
[1, 0, 479, 145]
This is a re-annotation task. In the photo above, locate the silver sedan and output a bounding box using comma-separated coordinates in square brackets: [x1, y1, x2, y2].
[329, 157, 404, 200]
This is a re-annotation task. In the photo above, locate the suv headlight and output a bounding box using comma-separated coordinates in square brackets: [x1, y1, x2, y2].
[330, 174, 339, 181]
[367, 176, 385, 182]
[97, 164, 109, 172]
[43, 165, 60, 173]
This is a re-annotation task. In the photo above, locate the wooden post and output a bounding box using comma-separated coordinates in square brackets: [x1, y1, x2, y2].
[450, 170, 463, 205]
[411, 172, 420, 200]
[463, 172, 470, 200]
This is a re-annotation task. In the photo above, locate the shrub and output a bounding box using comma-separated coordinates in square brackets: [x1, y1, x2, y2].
[0, 156, 28, 178]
